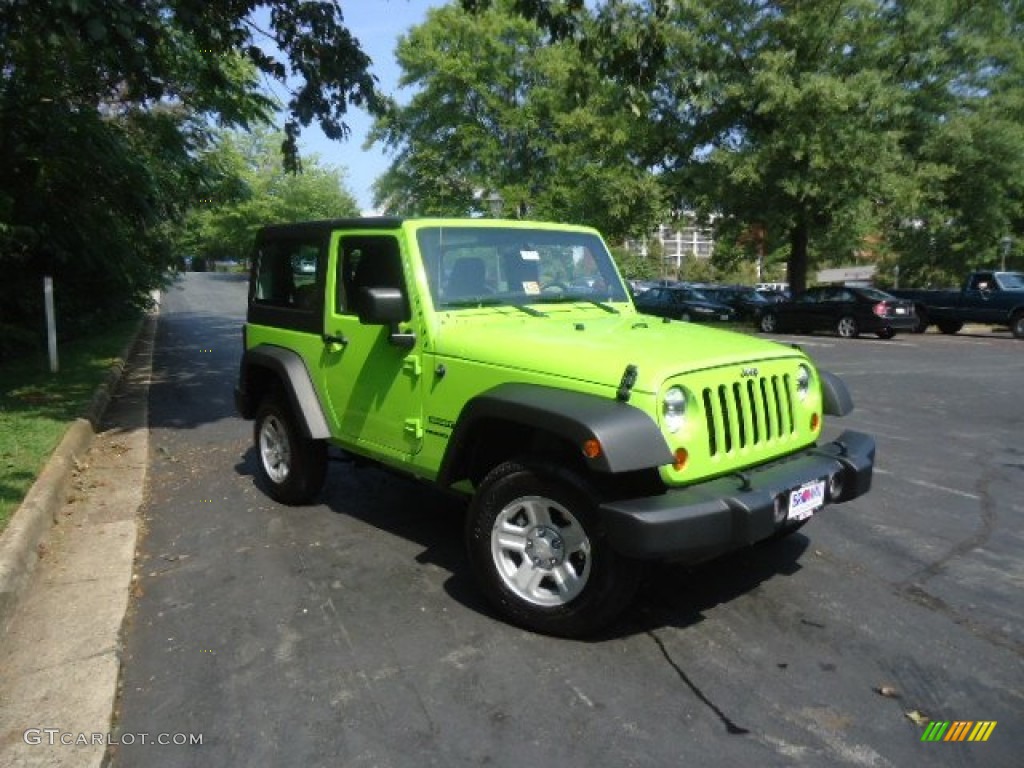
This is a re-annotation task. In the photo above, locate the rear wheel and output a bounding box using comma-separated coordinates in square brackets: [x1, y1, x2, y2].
[759, 312, 778, 333]
[912, 308, 929, 333]
[466, 460, 642, 638]
[254, 396, 327, 505]
[937, 320, 963, 335]
[875, 327, 896, 340]
[836, 315, 859, 338]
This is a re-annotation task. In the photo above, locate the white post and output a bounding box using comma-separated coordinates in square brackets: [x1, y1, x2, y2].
[44, 276, 58, 373]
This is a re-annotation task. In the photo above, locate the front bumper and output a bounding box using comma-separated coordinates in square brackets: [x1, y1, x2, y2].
[599, 430, 874, 561]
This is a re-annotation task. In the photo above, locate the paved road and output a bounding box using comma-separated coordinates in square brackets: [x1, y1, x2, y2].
[111, 273, 1022, 767]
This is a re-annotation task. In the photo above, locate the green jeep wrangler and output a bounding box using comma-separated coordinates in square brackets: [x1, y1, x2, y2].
[235, 218, 875, 637]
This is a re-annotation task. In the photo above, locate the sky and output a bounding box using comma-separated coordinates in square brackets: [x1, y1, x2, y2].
[291, 0, 446, 214]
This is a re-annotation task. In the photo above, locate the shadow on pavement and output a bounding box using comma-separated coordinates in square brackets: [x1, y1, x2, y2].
[235, 445, 812, 639]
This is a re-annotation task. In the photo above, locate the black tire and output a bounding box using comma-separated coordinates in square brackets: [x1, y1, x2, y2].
[465, 460, 642, 638]
[937, 320, 963, 335]
[912, 308, 929, 333]
[836, 315, 859, 338]
[254, 396, 327, 505]
[759, 311, 778, 333]
[1010, 311, 1024, 339]
[875, 327, 896, 340]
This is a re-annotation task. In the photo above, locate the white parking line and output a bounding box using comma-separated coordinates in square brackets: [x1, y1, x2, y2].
[874, 468, 981, 500]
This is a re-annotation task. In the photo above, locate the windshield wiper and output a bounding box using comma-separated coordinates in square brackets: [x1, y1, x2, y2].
[443, 297, 547, 317]
[532, 295, 621, 314]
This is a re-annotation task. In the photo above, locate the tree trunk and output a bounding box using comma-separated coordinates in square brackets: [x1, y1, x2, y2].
[787, 218, 809, 294]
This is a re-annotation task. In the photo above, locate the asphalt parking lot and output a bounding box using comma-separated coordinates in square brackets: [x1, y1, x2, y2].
[110, 276, 1022, 767]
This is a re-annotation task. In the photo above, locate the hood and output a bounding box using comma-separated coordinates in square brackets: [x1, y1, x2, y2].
[433, 307, 804, 394]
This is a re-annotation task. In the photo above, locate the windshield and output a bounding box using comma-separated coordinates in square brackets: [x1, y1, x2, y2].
[998, 272, 1024, 290]
[415, 226, 629, 310]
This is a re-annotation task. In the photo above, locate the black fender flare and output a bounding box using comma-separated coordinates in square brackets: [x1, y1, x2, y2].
[237, 345, 331, 439]
[437, 383, 673, 485]
[819, 369, 854, 417]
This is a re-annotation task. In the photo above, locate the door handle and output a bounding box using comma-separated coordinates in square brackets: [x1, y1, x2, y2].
[322, 332, 348, 348]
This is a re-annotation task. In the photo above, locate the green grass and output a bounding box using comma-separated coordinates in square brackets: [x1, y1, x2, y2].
[0, 317, 141, 531]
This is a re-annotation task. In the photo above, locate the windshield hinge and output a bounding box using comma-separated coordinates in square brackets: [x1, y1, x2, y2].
[616, 364, 638, 402]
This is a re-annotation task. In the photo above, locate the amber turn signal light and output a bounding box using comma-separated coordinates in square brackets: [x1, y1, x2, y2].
[582, 439, 602, 459]
[673, 447, 689, 471]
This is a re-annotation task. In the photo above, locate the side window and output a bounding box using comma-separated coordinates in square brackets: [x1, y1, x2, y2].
[254, 239, 322, 311]
[969, 274, 994, 291]
[336, 235, 407, 317]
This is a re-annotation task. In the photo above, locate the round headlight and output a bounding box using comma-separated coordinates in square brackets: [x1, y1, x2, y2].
[663, 386, 688, 433]
[796, 363, 813, 400]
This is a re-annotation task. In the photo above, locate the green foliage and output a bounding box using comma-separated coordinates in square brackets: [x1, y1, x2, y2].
[610, 246, 658, 281]
[0, 1, 380, 359]
[490, 0, 1024, 290]
[179, 129, 359, 265]
[370, 1, 666, 241]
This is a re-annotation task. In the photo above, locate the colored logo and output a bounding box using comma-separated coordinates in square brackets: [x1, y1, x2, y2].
[921, 721, 997, 742]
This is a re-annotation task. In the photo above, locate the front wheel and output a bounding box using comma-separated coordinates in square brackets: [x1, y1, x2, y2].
[759, 312, 778, 333]
[466, 460, 641, 637]
[254, 397, 327, 505]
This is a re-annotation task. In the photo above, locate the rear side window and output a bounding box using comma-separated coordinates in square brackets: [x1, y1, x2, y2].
[248, 230, 326, 334]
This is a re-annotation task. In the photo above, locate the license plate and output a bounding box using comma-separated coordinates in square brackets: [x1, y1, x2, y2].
[788, 480, 825, 521]
[720, 314, 731, 321]
[895, 307, 907, 315]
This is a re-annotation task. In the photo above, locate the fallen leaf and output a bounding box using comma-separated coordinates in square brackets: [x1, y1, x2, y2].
[874, 685, 900, 698]
[905, 710, 929, 726]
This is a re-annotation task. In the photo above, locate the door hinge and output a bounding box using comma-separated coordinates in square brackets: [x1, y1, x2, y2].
[403, 418, 423, 440]
[403, 355, 422, 377]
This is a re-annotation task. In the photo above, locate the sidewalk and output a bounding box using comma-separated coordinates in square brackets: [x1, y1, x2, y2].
[0, 307, 156, 767]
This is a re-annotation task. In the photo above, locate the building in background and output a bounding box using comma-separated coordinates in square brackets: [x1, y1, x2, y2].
[626, 215, 716, 274]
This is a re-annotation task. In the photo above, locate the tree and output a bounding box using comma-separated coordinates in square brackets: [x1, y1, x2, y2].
[180, 129, 359, 265]
[598, 0, 921, 293]
[883, 1, 1024, 284]
[369, 0, 666, 241]
[493, 0, 1024, 290]
[0, 1, 381, 357]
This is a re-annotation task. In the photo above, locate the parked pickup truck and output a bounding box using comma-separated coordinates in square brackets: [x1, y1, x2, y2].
[890, 271, 1024, 338]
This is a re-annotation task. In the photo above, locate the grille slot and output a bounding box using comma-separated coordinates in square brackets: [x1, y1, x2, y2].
[703, 374, 794, 457]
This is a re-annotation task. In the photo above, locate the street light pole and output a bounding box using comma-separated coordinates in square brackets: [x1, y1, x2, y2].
[1000, 236, 1012, 272]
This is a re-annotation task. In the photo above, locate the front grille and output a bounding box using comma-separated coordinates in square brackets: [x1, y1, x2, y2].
[702, 374, 795, 457]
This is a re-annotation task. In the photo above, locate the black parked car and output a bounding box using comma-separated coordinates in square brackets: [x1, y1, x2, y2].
[634, 285, 736, 322]
[695, 285, 773, 321]
[758, 286, 917, 339]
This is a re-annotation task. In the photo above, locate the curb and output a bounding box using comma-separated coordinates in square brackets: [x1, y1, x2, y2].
[0, 298, 159, 633]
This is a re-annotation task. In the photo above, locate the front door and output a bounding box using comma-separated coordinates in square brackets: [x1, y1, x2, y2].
[319, 231, 424, 458]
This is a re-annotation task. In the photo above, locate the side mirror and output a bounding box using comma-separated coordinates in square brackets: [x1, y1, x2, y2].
[357, 286, 408, 324]
[357, 287, 415, 347]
